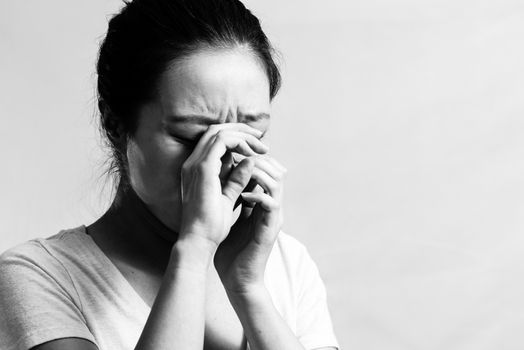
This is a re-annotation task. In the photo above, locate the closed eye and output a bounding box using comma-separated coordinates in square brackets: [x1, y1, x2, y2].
[170, 134, 199, 147]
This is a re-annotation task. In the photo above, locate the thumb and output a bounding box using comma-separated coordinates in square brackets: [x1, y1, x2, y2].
[219, 151, 235, 187]
[222, 157, 255, 204]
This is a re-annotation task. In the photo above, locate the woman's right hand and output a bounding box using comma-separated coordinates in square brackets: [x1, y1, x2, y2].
[177, 123, 268, 253]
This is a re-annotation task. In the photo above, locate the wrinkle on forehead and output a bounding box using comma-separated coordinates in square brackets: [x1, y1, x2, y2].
[155, 47, 270, 124]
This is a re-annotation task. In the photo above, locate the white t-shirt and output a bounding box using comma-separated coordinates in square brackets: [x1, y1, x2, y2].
[0, 226, 339, 350]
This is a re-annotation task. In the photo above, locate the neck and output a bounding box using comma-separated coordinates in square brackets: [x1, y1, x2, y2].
[87, 182, 179, 270]
[110, 183, 179, 244]
[86, 181, 184, 277]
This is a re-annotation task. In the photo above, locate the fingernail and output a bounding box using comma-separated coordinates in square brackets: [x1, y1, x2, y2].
[240, 192, 257, 200]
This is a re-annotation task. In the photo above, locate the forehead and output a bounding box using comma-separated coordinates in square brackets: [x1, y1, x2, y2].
[155, 47, 271, 119]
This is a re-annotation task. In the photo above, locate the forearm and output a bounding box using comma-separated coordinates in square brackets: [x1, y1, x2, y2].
[228, 286, 306, 350]
[134, 238, 214, 350]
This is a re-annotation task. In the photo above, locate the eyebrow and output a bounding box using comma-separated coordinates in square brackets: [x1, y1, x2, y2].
[167, 113, 270, 124]
[242, 113, 270, 122]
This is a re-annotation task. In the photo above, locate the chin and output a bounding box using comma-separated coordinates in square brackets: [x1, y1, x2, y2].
[150, 195, 183, 230]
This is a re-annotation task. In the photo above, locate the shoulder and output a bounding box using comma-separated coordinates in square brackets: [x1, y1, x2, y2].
[0, 226, 89, 300]
[0, 226, 85, 274]
[269, 230, 333, 303]
[0, 227, 97, 350]
[267, 232, 340, 349]
[271, 230, 317, 271]
[266, 230, 322, 290]
[273, 230, 309, 259]
[0, 236, 55, 275]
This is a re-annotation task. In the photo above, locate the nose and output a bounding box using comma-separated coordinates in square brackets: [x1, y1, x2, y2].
[224, 111, 238, 124]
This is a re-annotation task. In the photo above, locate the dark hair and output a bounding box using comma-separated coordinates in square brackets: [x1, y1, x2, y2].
[96, 0, 281, 190]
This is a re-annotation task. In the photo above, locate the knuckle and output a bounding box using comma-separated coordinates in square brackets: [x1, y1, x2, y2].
[215, 130, 227, 142]
[271, 201, 281, 210]
[239, 162, 254, 175]
[195, 161, 209, 172]
[267, 181, 279, 194]
[242, 140, 255, 152]
[208, 124, 221, 133]
[264, 195, 279, 209]
[273, 171, 284, 181]
[242, 156, 255, 166]
[247, 134, 258, 143]
[253, 154, 263, 162]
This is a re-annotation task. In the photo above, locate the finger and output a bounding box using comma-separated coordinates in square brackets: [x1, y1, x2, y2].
[251, 167, 280, 198]
[202, 132, 268, 166]
[191, 123, 264, 157]
[245, 178, 260, 193]
[253, 156, 286, 181]
[240, 198, 255, 217]
[222, 158, 255, 203]
[189, 136, 261, 175]
[232, 152, 246, 166]
[187, 136, 248, 169]
[209, 123, 264, 138]
[219, 151, 235, 187]
[264, 156, 287, 173]
[209, 130, 268, 154]
[234, 156, 281, 210]
[233, 178, 259, 210]
[239, 192, 279, 212]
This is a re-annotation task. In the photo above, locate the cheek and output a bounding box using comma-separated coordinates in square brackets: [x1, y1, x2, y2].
[127, 137, 190, 196]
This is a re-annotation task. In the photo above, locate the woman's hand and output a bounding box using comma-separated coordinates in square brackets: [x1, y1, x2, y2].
[213, 154, 286, 294]
[177, 124, 268, 255]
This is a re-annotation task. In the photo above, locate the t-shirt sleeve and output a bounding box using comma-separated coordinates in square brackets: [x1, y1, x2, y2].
[0, 242, 97, 350]
[295, 245, 340, 350]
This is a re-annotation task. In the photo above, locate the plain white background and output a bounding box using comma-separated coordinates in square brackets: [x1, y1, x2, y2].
[1, 1, 524, 349]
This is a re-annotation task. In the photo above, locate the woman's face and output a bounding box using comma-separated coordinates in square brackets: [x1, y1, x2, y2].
[126, 47, 271, 230]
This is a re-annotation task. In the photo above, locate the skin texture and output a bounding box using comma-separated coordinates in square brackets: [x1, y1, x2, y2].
[127, 46, 273, 233]
[33, 48, 336, 350]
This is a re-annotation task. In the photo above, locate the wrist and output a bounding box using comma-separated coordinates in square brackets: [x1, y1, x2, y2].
[169, 236, 217, 274]
[226, 284, 272, 318]
[225, 282, 268, 302]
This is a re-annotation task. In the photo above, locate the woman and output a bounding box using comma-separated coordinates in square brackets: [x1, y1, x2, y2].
[0, 0, 339, 349]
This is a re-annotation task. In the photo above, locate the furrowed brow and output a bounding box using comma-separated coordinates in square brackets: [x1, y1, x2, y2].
[167, 113, 270, 124]
[167, 115, 219, 125]
[241, 113, 270, 122]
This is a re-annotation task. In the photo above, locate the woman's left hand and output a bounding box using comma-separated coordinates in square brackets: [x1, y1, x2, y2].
[213, 154, 286, 295]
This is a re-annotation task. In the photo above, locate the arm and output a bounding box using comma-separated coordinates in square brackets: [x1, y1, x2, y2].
[31, 124, 266, 350]
[213, 155, 309, 350]
[133, 124, 266, 349]
[134, 238, 215, 349]
[228, 286, 306, 350]
[33, 239, 215, 350]
[228, 272, 338, 350]
[214, 157, 339, 350]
